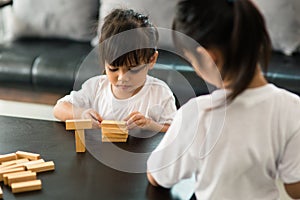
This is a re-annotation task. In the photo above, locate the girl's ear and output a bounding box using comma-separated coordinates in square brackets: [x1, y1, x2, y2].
[148, 51, 159, 70]
[196, 47, 222, 67]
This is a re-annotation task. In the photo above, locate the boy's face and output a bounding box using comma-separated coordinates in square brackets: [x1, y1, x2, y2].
[105, 64, 148, 98]
[105, 51, 158, 99]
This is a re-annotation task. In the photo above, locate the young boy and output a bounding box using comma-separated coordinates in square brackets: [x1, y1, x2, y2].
[53, 9, 177, 133]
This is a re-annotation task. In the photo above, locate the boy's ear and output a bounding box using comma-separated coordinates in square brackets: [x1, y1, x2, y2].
[148, 51, 158, 70]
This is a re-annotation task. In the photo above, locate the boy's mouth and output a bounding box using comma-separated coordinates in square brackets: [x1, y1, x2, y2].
[117, 85, 131, 90]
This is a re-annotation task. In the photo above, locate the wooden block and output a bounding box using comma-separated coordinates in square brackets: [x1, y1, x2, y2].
[0, 153, 17, 164]
[1, 158, 29, 167]
[102, 127, 128, 134]
[66, 119, 92, 130]
[75, 130, 85, 153]
[23, 159, 45, 168]
[11, 180, 42, 193]
[0, 185, 2, 199]
[102, 133, 128, 139]
[8, 172, 37, 186]
[2, 159, 45, 171]
[102, 136, 128, 143]
[0, 167, 25, 182]
[26, 161, 55, 173]
[3, 171, 33, 185]
[16, 151, 40, 161]
[101, 120, 127, 129]
[0, 163, 29, 171]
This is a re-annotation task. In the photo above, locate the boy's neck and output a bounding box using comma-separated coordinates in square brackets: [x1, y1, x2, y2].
[111, 84, 144, 99]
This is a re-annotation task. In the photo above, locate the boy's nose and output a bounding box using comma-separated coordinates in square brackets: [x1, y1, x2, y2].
[117, 69, 129, 81]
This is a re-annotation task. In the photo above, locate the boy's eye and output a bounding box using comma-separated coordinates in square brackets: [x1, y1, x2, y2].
[128, 64, 147, 74]
[108, 68, 119, 72]
[128, 68, 142, 74]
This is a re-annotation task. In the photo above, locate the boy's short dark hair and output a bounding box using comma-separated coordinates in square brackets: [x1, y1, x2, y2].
[99, 9, 158, 67]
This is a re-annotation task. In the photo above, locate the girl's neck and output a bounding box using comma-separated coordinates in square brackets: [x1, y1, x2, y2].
[247, 67, 268, 88]
[223, 65, 268, 89]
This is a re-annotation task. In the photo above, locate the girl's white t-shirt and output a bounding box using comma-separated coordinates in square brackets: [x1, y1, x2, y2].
[147, 84, 300, 199]
[58, 75, 176, 124]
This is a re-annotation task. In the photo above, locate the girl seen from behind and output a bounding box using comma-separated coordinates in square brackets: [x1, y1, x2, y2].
[147, 0, 300, 199]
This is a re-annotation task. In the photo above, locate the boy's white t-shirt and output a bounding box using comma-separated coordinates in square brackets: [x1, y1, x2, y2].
[58, 75, 176, 123]
[147, 84, 300, 199]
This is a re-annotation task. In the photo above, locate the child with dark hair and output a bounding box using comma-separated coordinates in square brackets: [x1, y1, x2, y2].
[53, 9, 177, 132]
[147, 0, 300, 198]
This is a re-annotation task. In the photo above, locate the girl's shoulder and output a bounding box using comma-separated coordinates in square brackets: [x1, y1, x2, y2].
[270, 85, 300, 110]
[180, 94, 214, 112]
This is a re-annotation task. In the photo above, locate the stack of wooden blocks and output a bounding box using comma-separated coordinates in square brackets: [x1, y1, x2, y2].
[0, 151, 55, 198]
[101, 120, 128, 142]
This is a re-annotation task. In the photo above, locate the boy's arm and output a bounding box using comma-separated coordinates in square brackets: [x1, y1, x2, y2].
[53, 101, 102, 127]
[284, 182, 300, 199]
[53, 101, 85, 121]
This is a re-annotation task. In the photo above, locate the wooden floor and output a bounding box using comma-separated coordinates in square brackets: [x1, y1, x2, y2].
[0, 86, 64, 105]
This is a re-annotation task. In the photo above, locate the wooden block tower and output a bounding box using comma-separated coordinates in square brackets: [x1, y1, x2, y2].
[101, 120, 128, 142]
[65, 119, 93, 152]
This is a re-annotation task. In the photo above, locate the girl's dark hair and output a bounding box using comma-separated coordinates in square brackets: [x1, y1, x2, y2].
[99, 9, 158, 67]
[173, 0, 272, 102]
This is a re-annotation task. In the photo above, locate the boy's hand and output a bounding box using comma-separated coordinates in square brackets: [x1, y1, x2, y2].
[81, 109, 102, 128]
[124, 111, 151, 130]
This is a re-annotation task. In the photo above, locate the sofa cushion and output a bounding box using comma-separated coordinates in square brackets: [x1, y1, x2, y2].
[253, 0, 300, 55]
[2, 0, 99, 42]
[92, 0, 178, 48]
[0, 39, 93, 93]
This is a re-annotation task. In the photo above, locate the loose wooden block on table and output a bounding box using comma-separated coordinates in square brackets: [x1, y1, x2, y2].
[26, 161, 55, 173]
[1, 158, 29, 167]
[23, 159, 45, 168]
[0, 163, 27, 171]
[16, 151, 40, 161]
[0, 167, 25, 182]
[3, 170, 33, 185]
[66, 119, 92, 130]
[7, 172, 36, 186]
[0, 153, 17, 163]
[11, 180, 42, 193]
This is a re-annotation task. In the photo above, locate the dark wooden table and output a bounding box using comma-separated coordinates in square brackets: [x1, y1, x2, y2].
[0, 116, 193, 200]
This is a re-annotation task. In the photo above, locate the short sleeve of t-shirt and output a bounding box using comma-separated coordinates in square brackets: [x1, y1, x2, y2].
[278, 94, 300, 184]
[57, 76, 101, 108]
[145, 79, 176, 124]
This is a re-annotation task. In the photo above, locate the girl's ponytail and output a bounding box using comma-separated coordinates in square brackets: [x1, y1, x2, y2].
[225, 0, 271, 102]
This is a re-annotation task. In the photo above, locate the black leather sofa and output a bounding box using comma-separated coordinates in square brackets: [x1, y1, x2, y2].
[0, 38, 299, 108]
